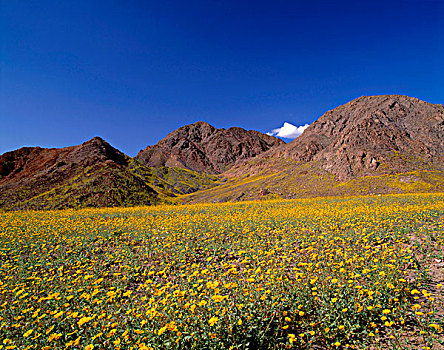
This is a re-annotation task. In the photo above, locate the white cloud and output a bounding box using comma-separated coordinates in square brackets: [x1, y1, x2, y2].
[267, 122, 310, 139]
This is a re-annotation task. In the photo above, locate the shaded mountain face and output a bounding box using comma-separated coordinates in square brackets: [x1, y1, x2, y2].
[0, 137, 128, 180]
[136, 121, 284, 174]
[0, 137, 159, 210]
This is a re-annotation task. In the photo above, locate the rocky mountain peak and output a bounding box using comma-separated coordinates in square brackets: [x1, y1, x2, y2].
[136, 121, 284, 174]
[68, 136, 129, 167]
[279, 95, 444, 180]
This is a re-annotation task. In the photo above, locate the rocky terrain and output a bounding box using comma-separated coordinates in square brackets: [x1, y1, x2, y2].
[186, 95, 444, 203]
[2, 95, 444, 209]
[136, 121, 284, 174]
[0, 125, 282, 210]
[0, 137, 159, 210]
[278, 95, 444, 180]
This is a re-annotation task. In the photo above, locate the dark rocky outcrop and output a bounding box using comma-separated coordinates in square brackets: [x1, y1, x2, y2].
[136, 121, 284, 174]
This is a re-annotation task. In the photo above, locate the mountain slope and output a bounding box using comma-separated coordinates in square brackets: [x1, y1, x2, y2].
[0, 137, 222, 210]
[0, 137, 159, 210]
[2, 95, 443, 209]
[277, 95, 444, 180]
[0, 120, 282, 210]
[136, 121, 284, 174]
[184, 95, 444, 203]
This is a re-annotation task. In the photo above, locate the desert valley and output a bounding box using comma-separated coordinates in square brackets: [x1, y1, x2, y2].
[1, 95, 444, 349]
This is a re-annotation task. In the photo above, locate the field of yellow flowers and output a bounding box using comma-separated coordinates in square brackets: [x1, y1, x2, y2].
[1, 193, 443, 349]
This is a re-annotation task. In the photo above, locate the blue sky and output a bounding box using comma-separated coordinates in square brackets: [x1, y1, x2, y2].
[1, 0, 443, 156]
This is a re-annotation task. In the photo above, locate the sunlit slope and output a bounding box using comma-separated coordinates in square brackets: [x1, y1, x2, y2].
[182, 160, 444, 203]
[1, 160, 222, 210]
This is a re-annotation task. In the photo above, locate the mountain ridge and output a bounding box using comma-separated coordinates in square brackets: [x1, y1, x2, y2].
[2, 95, 443, 209]
[136, 121, 284, 174]
[0, 125, 282, 210]
[185, 95, 444, 203]
[227, 95, 444, 178]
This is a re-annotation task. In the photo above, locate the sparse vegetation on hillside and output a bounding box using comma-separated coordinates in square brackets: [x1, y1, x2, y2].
[0, 142, 222, 211]
[183, 164, 444, 204]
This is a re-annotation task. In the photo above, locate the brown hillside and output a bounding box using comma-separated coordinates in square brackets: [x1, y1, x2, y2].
[280, 95, 444, 180]
[228, 95, 444, 181]
[0, 137, 158, 210]
[136, 121, 284, 174]
[185, 95, 444, 203]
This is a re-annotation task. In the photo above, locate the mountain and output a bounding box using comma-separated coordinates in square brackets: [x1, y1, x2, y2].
[275, 95, 444, 181]
[2, 95, 443, 209]
[184, 95, 444, 203]
[0, 123, 282, 210]
[0, 137, 223, 210]
[136, 121, 284, 174]
[0, 137, 158, 210]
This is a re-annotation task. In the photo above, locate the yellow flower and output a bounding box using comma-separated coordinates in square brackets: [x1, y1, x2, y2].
[78, 316, 92, 326]
[208, 317, 219, 326]
[211, 295, 226, 303]
[54, 311, 64, 319]
[23, 329, 33, 338]
[92, 332, 103, 340]
[429, 324, 441, 331]
[84, 345, 94, 350]
[158, 326, 167, 336]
